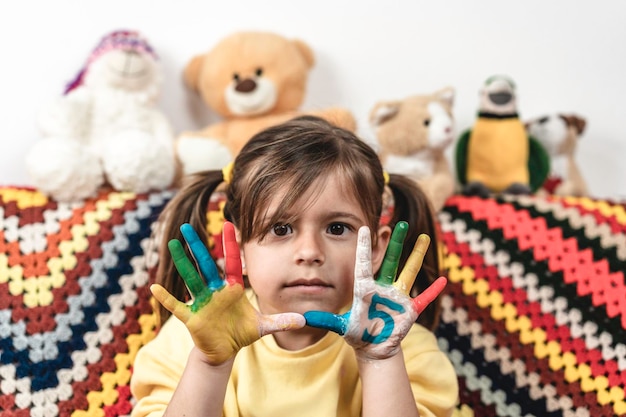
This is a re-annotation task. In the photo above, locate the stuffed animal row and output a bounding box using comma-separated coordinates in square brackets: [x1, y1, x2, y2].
[369, 76, 588, 212]
[26, 30, 356, 202]
[26, 31, 589, 208]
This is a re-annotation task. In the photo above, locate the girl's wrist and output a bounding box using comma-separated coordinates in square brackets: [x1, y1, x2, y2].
[190, 346, 236, 371]
[354, 347, 403, 365]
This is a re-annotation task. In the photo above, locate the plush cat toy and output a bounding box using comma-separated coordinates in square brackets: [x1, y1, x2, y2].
[370, 87, 456, 211]
[455, 75, 550, 197]
[525, 113, 588, 196]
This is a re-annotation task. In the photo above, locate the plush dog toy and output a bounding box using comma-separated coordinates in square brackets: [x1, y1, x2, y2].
[455, 75, 550, 197]
[525, 113, 588, 196]
[369, 87, 456, 211]
[176, 31, 356, 175]
[25, 30, 177, 202]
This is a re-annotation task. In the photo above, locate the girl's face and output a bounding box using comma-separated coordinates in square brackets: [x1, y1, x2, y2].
[239, 176, 390, 316]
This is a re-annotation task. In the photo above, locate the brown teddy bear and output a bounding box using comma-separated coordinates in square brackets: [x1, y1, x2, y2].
[369, 87, 456, 211]
[525, 113, 589, 197]
[176, 31, 356, 176]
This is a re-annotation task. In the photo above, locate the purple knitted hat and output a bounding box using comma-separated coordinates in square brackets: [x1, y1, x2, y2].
[64, 30, 158, 94]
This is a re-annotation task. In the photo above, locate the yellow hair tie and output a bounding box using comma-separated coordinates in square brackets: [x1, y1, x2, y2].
[222, 162, 234, 184]
[383, 171, 390, 185]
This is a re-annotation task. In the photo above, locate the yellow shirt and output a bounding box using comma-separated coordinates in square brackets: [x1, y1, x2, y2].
[131, 293, 458, 417]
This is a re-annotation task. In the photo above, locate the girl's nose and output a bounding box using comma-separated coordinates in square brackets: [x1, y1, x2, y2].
[294, 232, 325, 265]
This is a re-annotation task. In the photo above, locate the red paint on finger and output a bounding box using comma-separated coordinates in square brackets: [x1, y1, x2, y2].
[412, 276, 447, 315]
[223, 222, 244, 286]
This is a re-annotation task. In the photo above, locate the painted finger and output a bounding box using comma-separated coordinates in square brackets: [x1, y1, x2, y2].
[180, 223, 223, 291]
[303, 311, 351, 335]
[354, 226, 373, 284]
[222, 222, 244, 287]
[168, 239, 205, 297]
[377, 221, 408, 286]
[258, 313, 306, 336]
[150, 283, 191, 323]
[412, 276, 447, 315]
[394, 234, 431, 294]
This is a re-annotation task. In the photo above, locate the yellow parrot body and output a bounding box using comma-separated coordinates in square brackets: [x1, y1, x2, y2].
[465, 117, 529, 193]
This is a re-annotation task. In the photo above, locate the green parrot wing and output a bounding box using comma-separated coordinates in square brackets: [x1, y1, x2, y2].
[527, 135, 551, 192]
[455, 129, 471, 185]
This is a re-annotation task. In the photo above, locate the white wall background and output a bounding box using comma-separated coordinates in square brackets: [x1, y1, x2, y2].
[2, 0, 625, 199]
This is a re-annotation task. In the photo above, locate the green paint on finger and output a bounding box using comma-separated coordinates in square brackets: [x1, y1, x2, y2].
[377, 221, 408, 286]
[168, 239, 205, 297]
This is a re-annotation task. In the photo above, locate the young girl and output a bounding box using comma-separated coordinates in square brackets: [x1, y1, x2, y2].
[130, 116, 458, 417]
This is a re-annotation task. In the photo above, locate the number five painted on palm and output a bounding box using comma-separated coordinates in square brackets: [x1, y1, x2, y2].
[361, 293, 405, 344]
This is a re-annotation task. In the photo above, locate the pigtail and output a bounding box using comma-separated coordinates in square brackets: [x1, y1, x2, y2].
[154, 170, 224, 327]
[387, 174, 442, 330]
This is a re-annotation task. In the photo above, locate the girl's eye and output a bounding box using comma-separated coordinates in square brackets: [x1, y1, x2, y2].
[272, 224, 292, 236]
[327, 223, 347, 236]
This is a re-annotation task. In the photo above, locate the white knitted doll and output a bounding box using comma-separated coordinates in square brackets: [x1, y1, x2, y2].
[26, 30, 176, 202]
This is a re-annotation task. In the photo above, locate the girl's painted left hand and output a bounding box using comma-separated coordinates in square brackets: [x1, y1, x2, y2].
[304, 222, 447, 360]
[150, 222, 306, 365]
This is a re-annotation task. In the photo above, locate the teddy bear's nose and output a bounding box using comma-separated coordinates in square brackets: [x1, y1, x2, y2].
[235, 78, 257, 93]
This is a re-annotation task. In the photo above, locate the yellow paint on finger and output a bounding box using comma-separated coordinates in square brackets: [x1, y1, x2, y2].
[395, 234, 430, 293]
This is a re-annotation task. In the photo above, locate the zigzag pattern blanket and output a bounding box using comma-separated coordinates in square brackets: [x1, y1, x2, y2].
[438, 195, 626, 417]
[0, 187, 624, 416]
[0, 188, 171, 417]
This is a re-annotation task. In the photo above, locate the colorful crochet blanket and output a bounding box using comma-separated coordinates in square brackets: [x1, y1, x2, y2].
[0, 187, 624, 416]
[0, 188, 172, 417]
[438, 195, 626, 417]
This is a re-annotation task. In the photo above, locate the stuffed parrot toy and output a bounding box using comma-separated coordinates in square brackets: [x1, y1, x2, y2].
[455, 75, 550, 197]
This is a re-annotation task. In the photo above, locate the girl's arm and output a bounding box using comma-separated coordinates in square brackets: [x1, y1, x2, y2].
[151, 222, 305, 416]
[163, 349, 233, 417]
[358, 351, 419, 417]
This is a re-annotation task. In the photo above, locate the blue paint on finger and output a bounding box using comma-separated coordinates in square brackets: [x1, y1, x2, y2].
[304, 311, 350, 336]
[180, 223, 224, 291]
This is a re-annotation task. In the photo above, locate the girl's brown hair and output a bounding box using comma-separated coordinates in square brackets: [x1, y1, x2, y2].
[154, 116, 441, 330]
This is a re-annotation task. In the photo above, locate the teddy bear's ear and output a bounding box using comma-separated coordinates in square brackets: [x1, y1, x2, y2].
[292, 39, 315, 69]
[370, 102, 401, 127]
[436, 87, 455, 107]
[183, 54, 205, 92]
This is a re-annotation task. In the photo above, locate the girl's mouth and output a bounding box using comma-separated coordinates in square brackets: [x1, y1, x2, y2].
[284, 279, 334, 294]
[285, 278, 332, 288]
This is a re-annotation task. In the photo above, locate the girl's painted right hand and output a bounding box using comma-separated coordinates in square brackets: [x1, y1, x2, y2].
[304, 223, 447, 360]
[150, 222, 306, 366]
